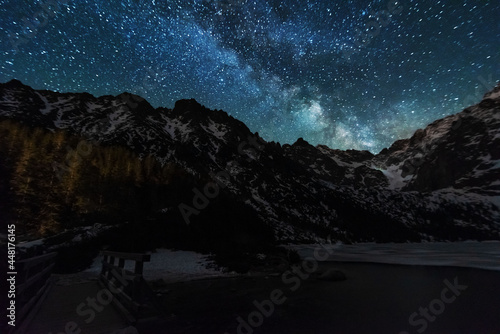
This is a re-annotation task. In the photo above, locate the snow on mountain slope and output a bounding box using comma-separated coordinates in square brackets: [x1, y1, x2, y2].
[1, 79, 499, 243]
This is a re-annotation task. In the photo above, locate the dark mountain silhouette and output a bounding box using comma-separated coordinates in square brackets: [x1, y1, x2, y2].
[1, 79, 499, 256]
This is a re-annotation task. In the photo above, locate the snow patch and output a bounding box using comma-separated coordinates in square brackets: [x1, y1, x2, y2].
[36, 92, 52, 115]
[17, 238, 44, 248]
[200, 119, 228, 140]
[377, 163, 412, 190]
[163, 117, 193, 141]
[84, 249, 231, 283]
[332, 157, 363, 168]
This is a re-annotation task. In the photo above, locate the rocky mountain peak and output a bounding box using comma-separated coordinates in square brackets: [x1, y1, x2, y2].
[173, 99, 204, 113]
[483, 82, 500, 100]
[5, 79, 25, 88]
[292, 137, 312, 148]
[1, 80, 499, 243]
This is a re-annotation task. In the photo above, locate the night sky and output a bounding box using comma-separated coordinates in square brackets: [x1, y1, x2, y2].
[1, 0, 499, 153]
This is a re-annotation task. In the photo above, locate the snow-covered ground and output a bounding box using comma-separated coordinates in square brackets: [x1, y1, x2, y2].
[290, 241, 500, 271]
[84, 249, 233, 283]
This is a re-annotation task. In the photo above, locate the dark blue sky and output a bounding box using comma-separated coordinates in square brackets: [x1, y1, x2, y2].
[1, 0, 499, 152]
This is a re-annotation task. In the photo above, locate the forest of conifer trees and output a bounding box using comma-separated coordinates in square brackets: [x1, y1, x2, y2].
[0, 118, 276, 272]
[0, 119, 184, 238]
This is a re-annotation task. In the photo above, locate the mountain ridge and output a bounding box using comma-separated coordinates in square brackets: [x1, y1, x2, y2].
[1, 79, 499, 245]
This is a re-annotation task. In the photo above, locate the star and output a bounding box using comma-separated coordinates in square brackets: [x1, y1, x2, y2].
[0, 0, 498, 153]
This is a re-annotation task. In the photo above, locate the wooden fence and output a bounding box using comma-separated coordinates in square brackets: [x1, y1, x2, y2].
[99, 251, 161, 324]
[13, 252, 58, 334]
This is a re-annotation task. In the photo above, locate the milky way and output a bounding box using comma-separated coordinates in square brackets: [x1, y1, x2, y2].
[1, 0, 499, 152]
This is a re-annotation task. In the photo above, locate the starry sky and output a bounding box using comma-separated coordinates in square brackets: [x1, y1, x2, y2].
[1, 0, 499, 153]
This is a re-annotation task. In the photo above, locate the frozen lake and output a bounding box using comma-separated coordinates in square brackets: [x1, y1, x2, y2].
[291, 241, 500, 271]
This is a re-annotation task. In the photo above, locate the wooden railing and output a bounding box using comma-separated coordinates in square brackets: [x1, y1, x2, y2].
[99, 251, 160, 323]
[13, 252, 58, 334]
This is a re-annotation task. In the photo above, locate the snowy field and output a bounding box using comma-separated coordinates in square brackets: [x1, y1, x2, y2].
[290, 241, 500, 271]
[84, 249, 233, 283]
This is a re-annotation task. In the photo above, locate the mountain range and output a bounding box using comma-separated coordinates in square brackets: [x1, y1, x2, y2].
[1, 79, 499, 251]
